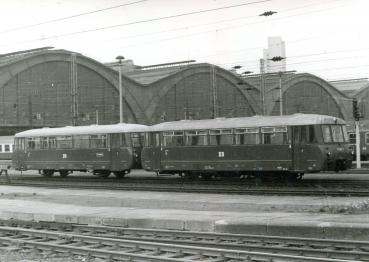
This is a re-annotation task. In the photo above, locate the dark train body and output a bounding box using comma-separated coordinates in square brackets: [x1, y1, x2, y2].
[0, 136, 14, 161]
[12, 124, 147, 177]
[12, 114, 353, 180]
[141, 114, 352, 179]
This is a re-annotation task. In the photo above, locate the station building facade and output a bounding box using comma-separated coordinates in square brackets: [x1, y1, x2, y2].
[0, 47, 357, 135]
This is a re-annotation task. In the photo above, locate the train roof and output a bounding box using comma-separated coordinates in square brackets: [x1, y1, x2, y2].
[14, 123, 147, 138]
[149, 114, 346, 132]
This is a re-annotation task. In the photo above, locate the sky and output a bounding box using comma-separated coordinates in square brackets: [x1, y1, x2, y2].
[1, 0, 368, 80]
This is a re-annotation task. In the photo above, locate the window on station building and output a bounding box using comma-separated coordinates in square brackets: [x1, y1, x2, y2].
[209, 129, 233, 145]
[262, 126, 288, 144]
[185, 130, 208, 146]
[90, 134, 107, 148]
[162, 131, 184, 147]
[235, 128, 260, 145]
[322, 125, 332, 143]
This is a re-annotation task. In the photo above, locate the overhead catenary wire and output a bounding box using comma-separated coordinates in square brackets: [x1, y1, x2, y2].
[0, 0, 149, 35]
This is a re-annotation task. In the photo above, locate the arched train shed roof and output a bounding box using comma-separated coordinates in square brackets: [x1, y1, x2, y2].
[0, 48, 148, 123]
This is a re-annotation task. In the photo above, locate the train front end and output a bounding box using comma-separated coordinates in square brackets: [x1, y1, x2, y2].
[320, 124, 352, 172]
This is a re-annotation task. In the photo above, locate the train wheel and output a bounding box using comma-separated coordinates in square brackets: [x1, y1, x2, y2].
[41, 169, 54, 177]
[59, 170, 69, 177]
[113, 171, 126, 178]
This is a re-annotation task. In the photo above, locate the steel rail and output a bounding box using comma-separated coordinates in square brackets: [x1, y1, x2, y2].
[0, 226, 358, 262]
[1, 220, 368, 261]
[3, 179, 369, 196]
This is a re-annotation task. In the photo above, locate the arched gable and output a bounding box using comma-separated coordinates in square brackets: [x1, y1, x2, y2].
[266, 73, 351, 120]
[0, 50, 147, 124]
[142, 64, 260, 123]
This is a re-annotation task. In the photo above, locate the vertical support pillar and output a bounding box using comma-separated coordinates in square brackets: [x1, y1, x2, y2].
[70, 53, 78, 126]
[211, 65, 217, 118]
[259, 59, 265, 115]
[356, 120, 361, 169]
[279, 71, 283, 116]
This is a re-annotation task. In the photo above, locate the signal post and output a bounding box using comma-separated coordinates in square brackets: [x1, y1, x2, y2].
[353, 98, 361, 168]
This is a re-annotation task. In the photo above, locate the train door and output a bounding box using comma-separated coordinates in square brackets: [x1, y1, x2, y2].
[292, 126, 306, 171]
[110, 133, 125, 171]
[13, 138, 26, 169]
[150, 132, 161, 171]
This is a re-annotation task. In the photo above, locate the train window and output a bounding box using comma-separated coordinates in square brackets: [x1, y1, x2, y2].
[262, 127, 288, 144]
[4, 145, 10, 152]
[300, 127, 307, 144]
[73, 135, 90, 149]
[21, 138, 26, 150]
[209, 129, 233, 145]
[123, 134, 130, 147]
[153, 133, 160, 147]
[348, 133, 356, 144]
[366, 133, 369, 145]
[49, 137, 57, 149]
[131, 133, 141, 147]
[90, 134, 107, 148]
[12, 144, 14, 152]
[56, 136, 73, 149]
[185, 130, 208, 146]
[331, 125, 344, 142]
[0, 145, 3, 152]
[322, 125, 332, 143]
[33, 138, 41, 149]
[235, 128, 260, 145]
[144, 133, 151, 147]
[40, 137, 49, 149]
[163, 131, 183, 147]
[342, 126, 349, 142]
[308, 126, 317, 143]
[27, 138, 36, 150]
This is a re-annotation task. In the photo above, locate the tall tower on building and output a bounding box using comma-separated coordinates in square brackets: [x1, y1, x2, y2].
[263, 37, 286, 73]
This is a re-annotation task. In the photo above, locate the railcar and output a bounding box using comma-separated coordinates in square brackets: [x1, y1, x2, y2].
[13, 124, 147, 178]
[347, 120, 369, 161]
[0, 136, 14, 161]
[141, 114, 352, 180]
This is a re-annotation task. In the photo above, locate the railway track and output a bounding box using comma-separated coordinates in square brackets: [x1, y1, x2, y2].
[2, 174, 369, 196]
[0, 220, 367, 261]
